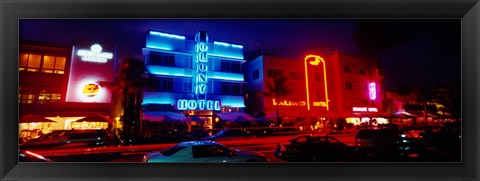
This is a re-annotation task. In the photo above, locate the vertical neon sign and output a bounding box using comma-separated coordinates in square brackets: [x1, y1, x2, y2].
[369, 82, 376, 100]
[304, 55, 329, 111]
[194, 31, 209, 100]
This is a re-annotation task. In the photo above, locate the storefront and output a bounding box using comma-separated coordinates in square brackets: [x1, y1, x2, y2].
[19, 39, 120, 140]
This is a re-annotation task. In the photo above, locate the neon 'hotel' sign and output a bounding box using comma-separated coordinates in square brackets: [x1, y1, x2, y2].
[175, 31, 222, 111]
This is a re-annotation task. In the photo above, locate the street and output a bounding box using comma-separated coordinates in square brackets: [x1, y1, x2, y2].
[24, 129, 460, 162]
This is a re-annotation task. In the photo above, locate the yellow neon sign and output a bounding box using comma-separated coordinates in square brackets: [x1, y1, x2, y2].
[304, 55, 329, 111]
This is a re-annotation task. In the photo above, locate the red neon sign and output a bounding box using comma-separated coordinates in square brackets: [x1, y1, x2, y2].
[304, 55, 329, 110]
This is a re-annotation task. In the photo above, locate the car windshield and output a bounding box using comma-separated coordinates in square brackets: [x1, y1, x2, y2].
[162, 145, 186, 156]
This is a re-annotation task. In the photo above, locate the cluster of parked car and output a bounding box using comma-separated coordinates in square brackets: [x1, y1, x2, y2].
[19, 121, 460, 162]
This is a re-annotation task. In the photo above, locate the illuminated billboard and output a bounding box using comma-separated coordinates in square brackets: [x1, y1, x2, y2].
[66, 41, 117, 103]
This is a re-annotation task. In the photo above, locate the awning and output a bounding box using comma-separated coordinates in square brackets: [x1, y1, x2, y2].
[353, 112, 394, 118]
[74, 114, 115, 123]
[143, 112, 187, 122]
[217, 112, 255, 122]
[20, 114, 56, 123]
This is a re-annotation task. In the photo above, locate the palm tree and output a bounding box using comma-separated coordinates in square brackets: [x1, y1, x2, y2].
[117, 58, 151, 144]
[264, 75, 293, 125]
[394, 84, 419, 126]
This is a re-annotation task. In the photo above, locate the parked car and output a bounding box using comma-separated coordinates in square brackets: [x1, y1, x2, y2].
[142, 141, 268, 162]
[143, 130, 194, 144]
[201, 129, 256, 141]
[354, 127, 425, 160]
[19, 150, 53, 162]
[275, 135, 355, 162]
[421, 122, 461, 150]
[19, 129, 113, 149]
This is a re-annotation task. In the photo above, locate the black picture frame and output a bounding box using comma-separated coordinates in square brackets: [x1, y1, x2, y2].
[1, 0, 478, 181]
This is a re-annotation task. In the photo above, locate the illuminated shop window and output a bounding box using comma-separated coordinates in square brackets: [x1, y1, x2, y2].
[220, 82, 242, 95]
[19, 85, 37, 104]
[42, 55, 66, 74]
[148, 52, 175, 66]
[183, 79, 192, 92]
[252, 69, 259, 80]
[152, 77, 174, 92]
[221, 106, 243, 113]
[37, 86, 61, 104]
[344, 65, 351, 73]
[345, 82, 353, 90]
[289, 71, 304, 80]
[267, 69, 282, 78]
[220, 60, 241, 73]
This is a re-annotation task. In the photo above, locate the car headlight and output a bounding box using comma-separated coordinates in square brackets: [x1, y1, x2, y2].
[142, 156, 148, 162]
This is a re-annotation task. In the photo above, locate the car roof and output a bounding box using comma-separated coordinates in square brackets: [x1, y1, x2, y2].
[178, 141, 220, 146]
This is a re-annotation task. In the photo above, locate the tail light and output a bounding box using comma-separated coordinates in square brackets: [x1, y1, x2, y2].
[278, 144, 287, 152]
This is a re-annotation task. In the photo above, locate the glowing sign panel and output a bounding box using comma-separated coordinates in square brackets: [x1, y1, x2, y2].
[177, 99, 221, 111]
[369, 82, 377, 100]
[272, 99, 306, 106]
[352, 107, 378, 112]
[66, 41, 115, 103]
[194, 32, 209, 97]
[82, 83, 100, 97]
[76, 44, 113, 63]
[313, 101, 328, 107]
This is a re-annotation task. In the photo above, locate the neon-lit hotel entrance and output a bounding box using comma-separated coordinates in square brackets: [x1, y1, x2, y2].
[141, 30, 246, 128]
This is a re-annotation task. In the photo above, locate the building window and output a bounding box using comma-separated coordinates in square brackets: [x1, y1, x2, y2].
[267, 69, 282, 78]
[152, 77, 173, 92]
[19, 53, 42, 72]
[344, 65, 351, 73]
[289, 71, 304, 80]
[19, 53, 66, 74]
[183, 79, 192, 92]
[37, 86, 61, 104]
[358, 68, 366, 75]
[220, 82, 242, 95]
[252, 69, 259, 80]
[19, 85, 37, 104]
[148, 52, 175, 66]
[345, 82, 353, 90]
[207, 58, 214, 71]
[143, 104, 174, 112]
[207, 81, 213, 94]
[184, 56, 193, 69]
[220, 60, 241, 73]
[42, 55, 66, 74]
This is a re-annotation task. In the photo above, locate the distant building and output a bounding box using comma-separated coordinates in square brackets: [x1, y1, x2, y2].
[244, 51, 385, 125]
[141, 30, 246, 126]
[19, 39, 119, 133]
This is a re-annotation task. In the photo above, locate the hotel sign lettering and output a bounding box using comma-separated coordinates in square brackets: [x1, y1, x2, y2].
[177, 99, 221, 111]
[76, 44, 113, 63]
[272, 99, 327, 108]
[195, 31, 209, 98]
[175, 31, 222, 111]
[352, 107, 378, 112]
